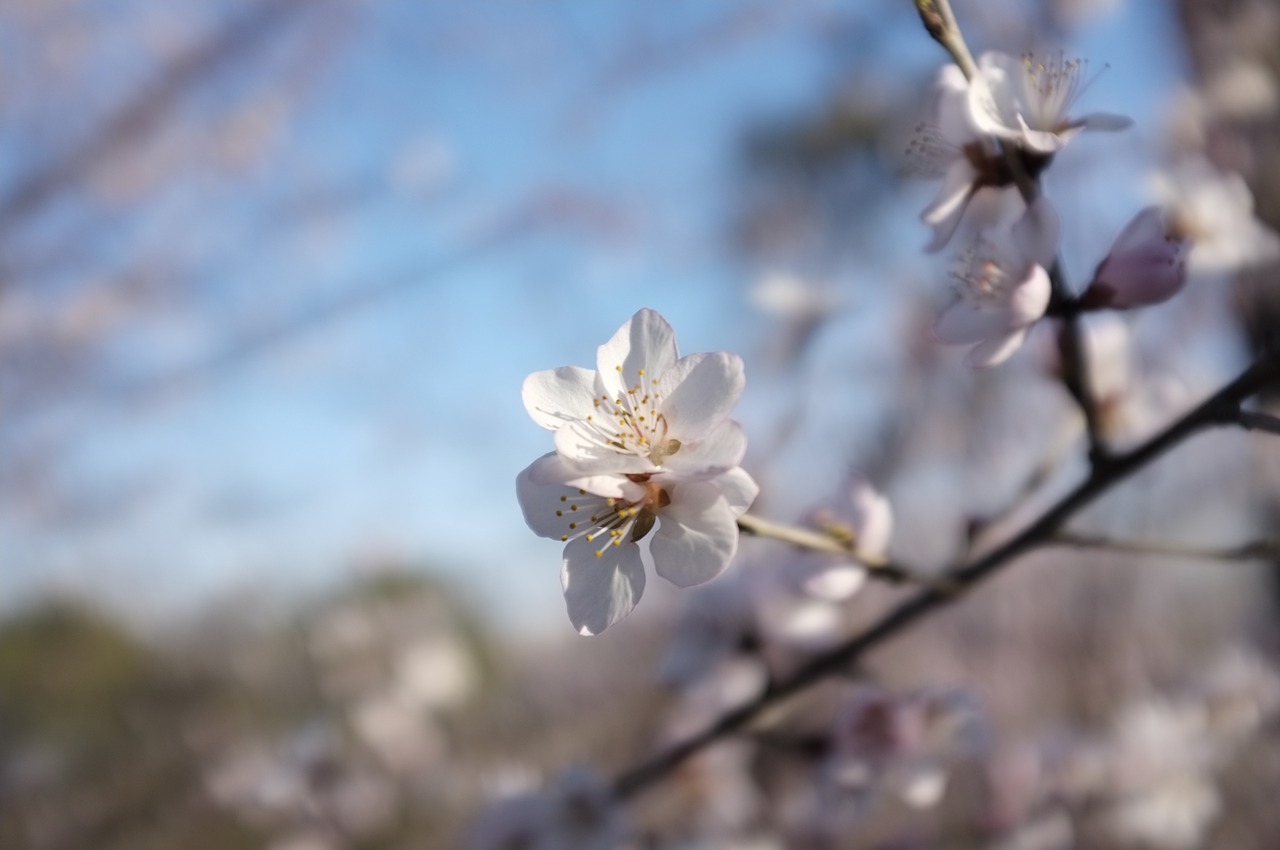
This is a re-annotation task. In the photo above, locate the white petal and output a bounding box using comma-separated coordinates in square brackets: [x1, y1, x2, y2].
[516, 456, 582, 540]
[921, 162, 978, 253]
[966, 328, 1029, 367]
[552, 424, 655, 475]
[561, 535, 646, 636]
[708, 466, 759, 518]
[933, 64, 974, 143]
[1007, 265, 1051, 326]
[662, 418, 748, 477]
[521, 366, 601, 431]
[650, 481, 739, 588]
[596, 308, 678, 402]
[657, 351, 745, 440]
[966, 55, 1020, 140]
[1018, 125, 1070, 153]
[933, 301, 1012, 344]
[1014, 198, 1061, 269]
[1078, 111, 1132, 132]
[803, 564, 868, 601]
[848, 478, 893, 559]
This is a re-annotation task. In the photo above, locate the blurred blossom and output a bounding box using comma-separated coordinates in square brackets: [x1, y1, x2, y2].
[517, 308, 758, 634]
[967, 51, 1131, 154]
[1081, 314, 1187, 448]
[791, 471, 893, 602]
[935, 198, 1059, 367]
[823, 685, 989, 815]
[910, 64, 1011, 252]
[1081, 206, 1190, 310]
[464, 767, 629, 850]
[1150, 156, 1280, 275]
[350, 690, 444, 775]
[660, 575, 762, 689]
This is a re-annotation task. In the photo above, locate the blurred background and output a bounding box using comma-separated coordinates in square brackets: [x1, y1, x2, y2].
[3, 0, 1280, 847]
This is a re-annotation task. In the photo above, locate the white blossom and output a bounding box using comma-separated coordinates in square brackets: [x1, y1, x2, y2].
[934, 199, 1059, 367]
[522, 308, 748, 479]
[967, 50, 1131, 154]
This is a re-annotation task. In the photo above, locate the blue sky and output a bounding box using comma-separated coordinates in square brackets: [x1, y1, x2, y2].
[0, 0, 1189, 634]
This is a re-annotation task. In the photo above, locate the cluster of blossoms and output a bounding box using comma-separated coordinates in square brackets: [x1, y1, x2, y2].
[914, 50, 1193, 366]
[516, 308, 758, 635]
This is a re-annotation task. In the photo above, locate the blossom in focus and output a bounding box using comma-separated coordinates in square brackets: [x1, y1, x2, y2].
[522, 307, 747, 479]
[464, 768, 627, 850]
[518, 308, 758, 634]
[967, 51, 1131, 154]
[792, 473, 893, 602]
[1081, 206, 1191, 309]
[934, 198, 1060, 367]
[910, 64, 1018, 252]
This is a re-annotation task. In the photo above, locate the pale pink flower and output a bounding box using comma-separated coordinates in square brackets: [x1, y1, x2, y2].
[517, 453, 757, 635]
[1081, 206, 1190, 309]
[967, 51, 1131, 154]
[518, 308, 759, 634]
[792, 473, 893, 602]
[522, 308, 747, 479]
[910, 64, 1016, 252]
[934, 199, 1060, 367]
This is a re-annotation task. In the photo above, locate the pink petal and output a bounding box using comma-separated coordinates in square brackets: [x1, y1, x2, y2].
[1006, 264, 1051, 326]
[934, 301, 1012, 344]
[922, 162, 979, 253]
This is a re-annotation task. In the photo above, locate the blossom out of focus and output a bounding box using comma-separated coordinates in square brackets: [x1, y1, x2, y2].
[934, 198, 1059, 366]
[1082, 206, 1191, 309]
[966, 51, 1132, 154]
[517, 309, 758, 634]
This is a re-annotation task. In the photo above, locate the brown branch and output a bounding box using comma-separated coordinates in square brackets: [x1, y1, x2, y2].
[610, 349, 1280, 801]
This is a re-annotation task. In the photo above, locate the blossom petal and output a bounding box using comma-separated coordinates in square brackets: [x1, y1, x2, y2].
[522, 451, 642, 500]
[1013, 198, 1061, 269]
[657, 352, 745, 440]
[553, 424, 655, 475]
[596, 308, 679, 402]
[804, 565, 868, 601]
[848, 478, 893, 560]
[561, 535, 646, 636]
[965, 328, 1029, 368]
[922, 162, 978, 253]
[1007, 264, 1051, 326]
[966, 55, 1020, 140]
[708, 466, 759, 518]
[522, 366, 600, 431]
[933, 64, 973, 142]
[933, 301, 1013, 344]
[661, 418, 748, 477]
[650, 481, 739, 587]
[516, 456, 582, 540]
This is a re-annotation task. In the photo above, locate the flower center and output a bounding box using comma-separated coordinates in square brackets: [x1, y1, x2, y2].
[553, 477, 672, 558]
[952, 243, 1013, 307]
[1019, 51, 1093, 131]
[582, 367, 682, 466]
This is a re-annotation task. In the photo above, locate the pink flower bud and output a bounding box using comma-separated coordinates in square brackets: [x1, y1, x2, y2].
[1082, 207, 1191, 309]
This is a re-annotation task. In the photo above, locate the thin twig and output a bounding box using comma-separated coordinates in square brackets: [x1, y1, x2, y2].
[736, 513, 943, 588]
[1049, 533, 1280, 562]
[610, 351, 1279, 801]
[1237, 409, 1280, 436]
